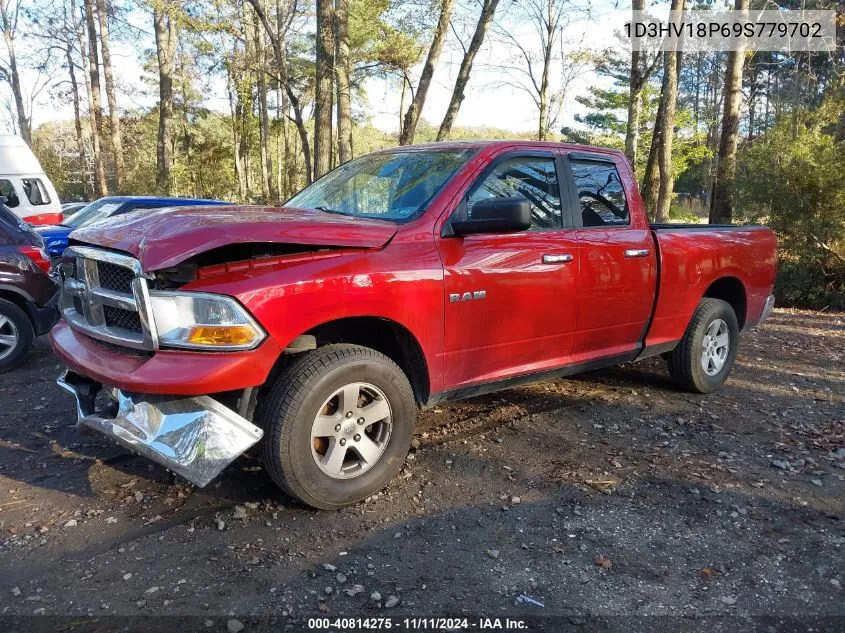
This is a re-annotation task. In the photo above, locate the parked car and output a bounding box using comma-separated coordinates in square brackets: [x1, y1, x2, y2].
[61, 202, 89, 218]
[51, 141, 778, 509]
[37, 196, 232, 258]
[0, 204, 59, 372]
[0, 135, 62, 225]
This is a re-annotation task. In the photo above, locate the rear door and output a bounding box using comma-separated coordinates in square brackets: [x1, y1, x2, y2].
[437, 151, 580, 388]
[563, 152, 657, 363]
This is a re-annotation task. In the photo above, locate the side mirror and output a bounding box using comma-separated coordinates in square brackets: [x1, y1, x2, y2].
[450, 197, 531, 236]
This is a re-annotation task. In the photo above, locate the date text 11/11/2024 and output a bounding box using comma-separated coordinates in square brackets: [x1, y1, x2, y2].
[307, 617, 529, 630]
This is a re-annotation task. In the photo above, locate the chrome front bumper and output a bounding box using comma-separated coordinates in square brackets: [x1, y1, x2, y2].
[56, 371, 263, 487]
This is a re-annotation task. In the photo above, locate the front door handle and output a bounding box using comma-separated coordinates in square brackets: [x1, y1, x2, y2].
[624, 249, 651, 258]
[542, 253, 574, 264]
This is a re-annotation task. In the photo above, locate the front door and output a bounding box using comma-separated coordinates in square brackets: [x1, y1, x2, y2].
[436, 152, 580, 389]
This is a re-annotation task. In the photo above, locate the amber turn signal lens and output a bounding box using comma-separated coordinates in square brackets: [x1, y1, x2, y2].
[186, 325, 257, 347]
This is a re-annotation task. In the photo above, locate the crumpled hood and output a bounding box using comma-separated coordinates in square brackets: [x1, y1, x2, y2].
[69, 205, 398, 271]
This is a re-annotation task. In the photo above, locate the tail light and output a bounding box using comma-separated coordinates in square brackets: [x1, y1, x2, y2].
[16, 245, 52, 274]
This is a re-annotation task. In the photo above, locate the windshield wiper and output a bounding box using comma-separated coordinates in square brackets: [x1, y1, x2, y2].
[314, 205, 352, 216]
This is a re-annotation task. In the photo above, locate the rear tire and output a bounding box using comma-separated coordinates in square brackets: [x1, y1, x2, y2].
[0, 298, 34, 374]
[257, 344, 416, 510]
[666, 298, 739, 394]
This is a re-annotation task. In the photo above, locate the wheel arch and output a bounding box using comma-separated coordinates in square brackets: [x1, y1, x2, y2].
[703, 276, 747, 330]
[0, 286, 35, 326]
[277, 317, 431, 406]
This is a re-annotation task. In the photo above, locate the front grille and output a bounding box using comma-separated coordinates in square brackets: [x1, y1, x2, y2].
[60, 246, 154, 350]
[97, 261, 135, 294]
[103, 305, 142, 332]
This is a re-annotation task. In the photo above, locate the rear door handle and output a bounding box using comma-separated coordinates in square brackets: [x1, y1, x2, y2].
[624, 249, 651, 258]
[542, 253, 574, 264]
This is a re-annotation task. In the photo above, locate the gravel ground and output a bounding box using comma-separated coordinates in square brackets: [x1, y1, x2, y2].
[0, 308, 842, 632]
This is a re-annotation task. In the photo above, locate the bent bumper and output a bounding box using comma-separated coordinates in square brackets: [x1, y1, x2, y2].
[57, 370, 263, 487]
[49, 320, 281, 395]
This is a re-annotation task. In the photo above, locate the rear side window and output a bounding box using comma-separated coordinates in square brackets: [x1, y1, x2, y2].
[22, 178, 51, 205]
[0, 180, 19, 208]
[570, 160, 629, 227]
[468, 156, 562, 230]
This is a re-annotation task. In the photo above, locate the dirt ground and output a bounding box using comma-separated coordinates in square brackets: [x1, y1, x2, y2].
[0, 308, 842, 632]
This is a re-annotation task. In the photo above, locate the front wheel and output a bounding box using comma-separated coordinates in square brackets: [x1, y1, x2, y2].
[666, 298, 739, 394]
[257, 344, 416, 510]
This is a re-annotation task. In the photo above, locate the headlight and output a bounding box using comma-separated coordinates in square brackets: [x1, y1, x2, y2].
[149, 291, 265, 350]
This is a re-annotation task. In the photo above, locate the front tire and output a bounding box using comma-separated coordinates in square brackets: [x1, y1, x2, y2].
[257, 344, 416, 510]
[0, 298, 34, 374]
[666, 298, 739, 394]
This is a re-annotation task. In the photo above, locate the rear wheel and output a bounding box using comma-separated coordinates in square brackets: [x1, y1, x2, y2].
[258, 344, 415, 509]
[666, 298, 739, 394]
[0, 299, 34, 374]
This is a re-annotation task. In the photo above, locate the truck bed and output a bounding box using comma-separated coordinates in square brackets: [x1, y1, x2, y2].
[644, 223, 778, 352]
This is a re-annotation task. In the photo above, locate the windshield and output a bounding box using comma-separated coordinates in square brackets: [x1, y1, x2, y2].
[63, 199, 124, 229]
[287, 149, 474, 221]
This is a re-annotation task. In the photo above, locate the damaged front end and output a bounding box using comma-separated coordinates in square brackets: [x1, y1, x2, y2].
[57, 370, 263, 487]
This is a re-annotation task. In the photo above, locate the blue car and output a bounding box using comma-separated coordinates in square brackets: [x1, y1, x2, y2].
[37, 196, 232, 258]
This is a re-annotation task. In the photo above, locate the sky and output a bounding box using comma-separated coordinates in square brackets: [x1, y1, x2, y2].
[7, 0, 638, 138]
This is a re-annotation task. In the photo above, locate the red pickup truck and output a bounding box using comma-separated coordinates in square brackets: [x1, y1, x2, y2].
[51, 141, 777, 509]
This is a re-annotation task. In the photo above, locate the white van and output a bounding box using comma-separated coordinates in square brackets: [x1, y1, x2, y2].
[0, 135, 62, 226]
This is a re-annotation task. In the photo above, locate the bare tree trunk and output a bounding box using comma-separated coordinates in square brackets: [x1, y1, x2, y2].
[74, 2, 95, 195]
[95, 0, 124, 191]
[537, 15, 555, 141]
[640, 84, 664, 218]
[398, 75, 407, 133]
[247, 0, 311, 183]
[67, 46, 87, 198]
[277, 85, 288, 198]
[709, 0, 749, 224]
[254, 12, 275, 202]
[437, 0, 499, 141]
[0, 1, 29, 142]
[228, 80, 246, 201]
[654, 0, 685, 224]
[334, 0, 352, 164]
[399, 0, 454, 145]
[313, 0, 334, 177]
[257, 74, 273, 202]
[240, 10, 253, 200]
[624, 0, 645, 166]
[84, 0, 107, 196]
[153, 3, 177, 196]
[62, 0, 88, 198]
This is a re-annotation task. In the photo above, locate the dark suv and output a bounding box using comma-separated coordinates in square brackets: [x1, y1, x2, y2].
[0, 204, 60, 372]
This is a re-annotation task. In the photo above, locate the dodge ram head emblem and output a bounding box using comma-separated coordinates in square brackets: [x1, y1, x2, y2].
[449, 290, 486, 303]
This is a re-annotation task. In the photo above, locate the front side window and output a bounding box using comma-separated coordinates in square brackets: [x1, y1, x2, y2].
[467, 156, 562, 230]
[286, 149, 474, 221]
[22, 178, 51, 205]
[570, 160, 629, 227]
[63, 200, 124, 229]
[0, 180, 19, 208]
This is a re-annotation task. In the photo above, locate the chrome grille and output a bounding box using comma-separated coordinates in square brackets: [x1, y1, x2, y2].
[103, 304, 142, 332]
[60, 246, 158, 350]
[97, 261, 135, 294]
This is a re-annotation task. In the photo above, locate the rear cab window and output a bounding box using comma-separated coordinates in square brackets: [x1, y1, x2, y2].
[569, 159, 629, 227]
